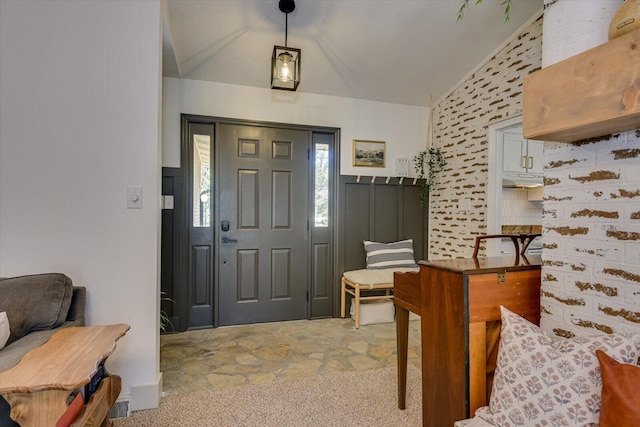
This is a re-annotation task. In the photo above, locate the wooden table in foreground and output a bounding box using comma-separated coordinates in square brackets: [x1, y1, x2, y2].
[0, 323, 130, 427]
[394, 255, 541, 426]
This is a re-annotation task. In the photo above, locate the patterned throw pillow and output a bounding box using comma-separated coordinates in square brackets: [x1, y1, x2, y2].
[487, 306, 639, 427]
[363, 239, 417, 269]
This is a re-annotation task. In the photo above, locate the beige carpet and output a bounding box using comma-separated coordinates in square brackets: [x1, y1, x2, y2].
[114, 365, 422, 426]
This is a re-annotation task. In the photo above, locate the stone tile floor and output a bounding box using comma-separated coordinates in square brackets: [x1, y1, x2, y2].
[160, 317, 422, 396]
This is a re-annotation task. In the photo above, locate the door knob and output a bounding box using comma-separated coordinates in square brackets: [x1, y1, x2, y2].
[221, 220, 230, 232]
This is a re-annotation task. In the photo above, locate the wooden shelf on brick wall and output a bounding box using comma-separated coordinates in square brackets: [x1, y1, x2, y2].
[523, 28, 640, 143]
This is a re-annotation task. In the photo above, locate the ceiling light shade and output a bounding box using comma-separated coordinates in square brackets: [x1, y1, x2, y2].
[271, 46, 301, 91]
[271, 0, 300, 91]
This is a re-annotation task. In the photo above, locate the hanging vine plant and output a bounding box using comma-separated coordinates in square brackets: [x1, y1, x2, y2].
[413, 147, 447, 208]
[456, 0, 514, 22]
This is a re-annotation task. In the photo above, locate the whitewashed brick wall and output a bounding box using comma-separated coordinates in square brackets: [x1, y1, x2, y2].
[431, 14, 639, 337]
[541, 131, 640, 336]
[430, 18, 543, 258]
[537, 0, 637, 338]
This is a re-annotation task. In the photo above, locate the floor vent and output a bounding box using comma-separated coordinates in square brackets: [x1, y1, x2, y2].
[109, 400, 130, 419]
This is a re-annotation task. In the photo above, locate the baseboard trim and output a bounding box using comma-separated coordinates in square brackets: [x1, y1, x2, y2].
[129, 372, 163, 411]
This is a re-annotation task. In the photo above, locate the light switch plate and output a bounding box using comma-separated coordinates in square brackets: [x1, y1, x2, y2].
[127, 187, 143, 209]
[162, 195, 174, 209]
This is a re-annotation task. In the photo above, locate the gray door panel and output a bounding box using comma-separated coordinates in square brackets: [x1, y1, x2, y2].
[309, 132, 334, 318]
[218, 124, 310, 326]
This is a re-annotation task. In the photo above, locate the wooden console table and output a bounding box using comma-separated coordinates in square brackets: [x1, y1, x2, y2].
[0, 323, 130, 427]
[394, 255, 541, 426]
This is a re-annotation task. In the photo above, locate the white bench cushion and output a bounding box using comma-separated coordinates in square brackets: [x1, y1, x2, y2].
[343, 268, 419, 287]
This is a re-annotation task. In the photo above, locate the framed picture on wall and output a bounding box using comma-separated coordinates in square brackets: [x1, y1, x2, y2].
[353, 140, 385, 167]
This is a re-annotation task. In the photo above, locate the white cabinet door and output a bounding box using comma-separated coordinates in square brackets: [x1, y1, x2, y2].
[502, 132, 526, 174]
[526, 139, 544, 175]
[502, 132, 543, 176]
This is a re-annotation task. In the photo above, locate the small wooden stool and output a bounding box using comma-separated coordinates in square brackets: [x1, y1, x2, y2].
[340, 268, 419, 328]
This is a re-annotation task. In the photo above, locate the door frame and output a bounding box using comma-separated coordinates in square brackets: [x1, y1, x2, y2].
[179, 114, 340, 328]
[486, 114, 522, 257]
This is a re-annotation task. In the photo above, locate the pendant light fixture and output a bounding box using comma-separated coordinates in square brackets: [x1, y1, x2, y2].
[271, 0, 301, 91]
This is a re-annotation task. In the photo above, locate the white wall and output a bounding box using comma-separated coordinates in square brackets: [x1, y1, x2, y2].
[0, 0, 162, 410]
[162, 77, 429, 176]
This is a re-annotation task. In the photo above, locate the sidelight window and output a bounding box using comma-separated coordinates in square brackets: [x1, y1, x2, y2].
[193, 134, 211, 227]
[314, 143, 329, 227]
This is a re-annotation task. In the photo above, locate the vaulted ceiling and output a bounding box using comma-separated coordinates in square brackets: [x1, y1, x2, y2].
[163, 0, 542, 106]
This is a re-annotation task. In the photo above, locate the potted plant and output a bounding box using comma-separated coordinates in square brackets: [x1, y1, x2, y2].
[413, 147, 446, 207]
[160, 291, 175, 333]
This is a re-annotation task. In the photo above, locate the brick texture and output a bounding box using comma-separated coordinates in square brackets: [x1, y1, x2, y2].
[542, 131, 640, 336]
[432, 16, 640, 337]
[430, 18, 543, 258]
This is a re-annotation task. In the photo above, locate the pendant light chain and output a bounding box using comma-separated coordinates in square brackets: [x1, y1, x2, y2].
[285, 13, 288, 47]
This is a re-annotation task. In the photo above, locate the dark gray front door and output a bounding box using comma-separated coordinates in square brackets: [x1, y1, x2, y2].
[218, 124, 310, 326]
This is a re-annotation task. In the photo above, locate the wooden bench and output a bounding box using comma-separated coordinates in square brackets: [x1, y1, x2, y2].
[340, 268, 419, 328]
